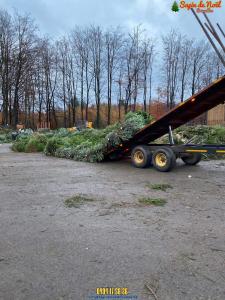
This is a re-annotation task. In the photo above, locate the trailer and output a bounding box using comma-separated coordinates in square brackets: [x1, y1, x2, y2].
[106, 76, 225, 172]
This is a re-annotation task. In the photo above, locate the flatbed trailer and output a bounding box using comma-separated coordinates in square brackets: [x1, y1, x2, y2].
[106, 76, 225, 172]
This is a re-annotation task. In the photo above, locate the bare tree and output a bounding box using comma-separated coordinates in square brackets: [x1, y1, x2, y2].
[105, 28, 122, 124]
[162, 30, 182, 108]
[142, 40, 154, 111]
[123, 27, 144, 113]
[0, 10, 13, 125]
[179, 38, 193, 102]
[11, 13, 37, 127]
[89, 26, 104, 128]
[190, 41, 209, 95]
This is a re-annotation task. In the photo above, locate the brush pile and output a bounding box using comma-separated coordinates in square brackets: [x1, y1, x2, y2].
[12, 112, 152, 162]
[157, 125, 225, 145]
[157, 125, 225, 159]
[11, 119, 225, 161]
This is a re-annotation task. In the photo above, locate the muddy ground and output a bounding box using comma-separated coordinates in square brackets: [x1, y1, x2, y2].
[0, 144, 225, 300]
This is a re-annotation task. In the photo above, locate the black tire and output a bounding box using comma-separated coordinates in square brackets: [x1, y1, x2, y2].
[152, 148, 176, 172]
[131, 146, 152, 168]
[181, 153, 202, 165]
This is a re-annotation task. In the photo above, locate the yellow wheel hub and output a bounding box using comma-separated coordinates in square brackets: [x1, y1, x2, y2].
[134, 150, 144, 164]
[155, 153, 167, 167]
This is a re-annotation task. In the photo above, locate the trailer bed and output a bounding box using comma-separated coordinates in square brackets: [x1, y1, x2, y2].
[132, 76, 225, 144]
[107, 76, 225, 158]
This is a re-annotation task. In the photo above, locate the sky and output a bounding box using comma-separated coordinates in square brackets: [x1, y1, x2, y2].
[0, 0, 225, 40]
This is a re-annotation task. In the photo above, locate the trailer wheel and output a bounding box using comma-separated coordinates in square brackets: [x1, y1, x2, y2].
[152, 148, 176, 172]
[181, 153, 202, 165]
[131, 146, 152, 168]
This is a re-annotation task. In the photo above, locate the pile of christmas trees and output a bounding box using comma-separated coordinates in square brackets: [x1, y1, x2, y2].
[12, 113, 225, 161]
[12, 111, 153, 163]
[47, 111, 152, 162]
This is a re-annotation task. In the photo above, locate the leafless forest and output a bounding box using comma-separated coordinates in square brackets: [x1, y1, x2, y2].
[0, 9, 224, 128]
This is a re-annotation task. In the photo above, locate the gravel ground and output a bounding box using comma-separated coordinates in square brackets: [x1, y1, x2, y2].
[0, 143, 225, 300]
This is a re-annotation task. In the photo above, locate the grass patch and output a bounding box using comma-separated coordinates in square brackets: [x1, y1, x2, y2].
[147, 183, 173, 192]
[64, 195, 95, 208]
[138, 197, 167, 207]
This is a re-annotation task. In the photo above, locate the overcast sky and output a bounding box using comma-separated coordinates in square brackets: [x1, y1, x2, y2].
[1, 0, 225, 40]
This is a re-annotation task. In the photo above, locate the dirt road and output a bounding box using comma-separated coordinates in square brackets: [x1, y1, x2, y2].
[0, 144, 225, 300]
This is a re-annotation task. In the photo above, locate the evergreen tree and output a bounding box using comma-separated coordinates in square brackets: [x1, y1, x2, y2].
[171, 1, 179, 12]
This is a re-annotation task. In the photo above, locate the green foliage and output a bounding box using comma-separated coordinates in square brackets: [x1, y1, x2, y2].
[74, 142, 106, 162]
[55, 147, 74, 159]
[0, 128, 13, 144]
[37, 128, 51, 134]
[44, 137, 62, 156]
[16, 129, 34, 139]
[157, 125, 225, 159]
[0, 134, 12, 143]
[34, 134, 48, 145]
[52, 111, 151, 162]
[11, 114, 225, 162]
[158, 126, 225, 145]
[0, 128, 11, 134]
[134, 111, 153, 124]
[44, 132, 55, 138]
[12, 136, 30, 152]
[174, 126, 225, 144]
[56, 128, 70, 137]
[0, 135, 5, 143]
[12, 133, 48, 153]
[119, 112, 147, 141]
[25, 138, 45, 153]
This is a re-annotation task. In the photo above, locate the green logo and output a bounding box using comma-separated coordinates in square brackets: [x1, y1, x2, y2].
[172, 1, 180, 12]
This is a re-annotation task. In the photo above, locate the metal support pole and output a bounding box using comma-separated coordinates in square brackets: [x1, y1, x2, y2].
[191, 8, 225, 68]
[217, 23, 225, 39]
[169, 125, 175, 145]
[203, 12, 225, 54]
